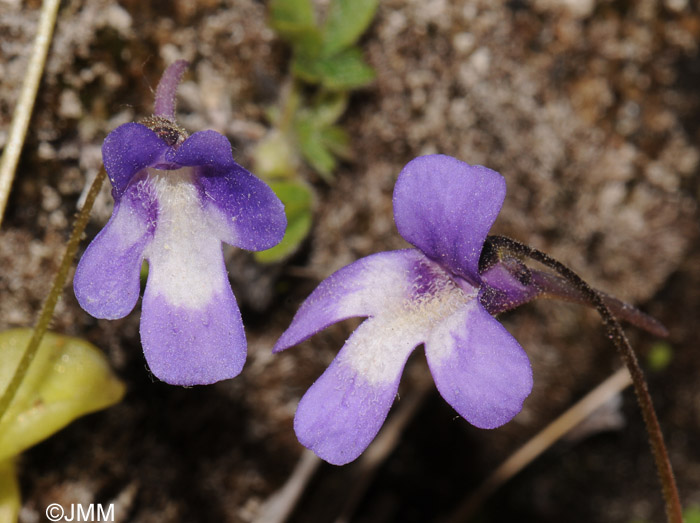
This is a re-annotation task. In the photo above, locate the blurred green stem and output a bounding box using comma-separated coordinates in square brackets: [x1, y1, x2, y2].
[278, 80, 300, 136]
[0, 0, 61, 229]
[0, 168, 106, 426]
[487, 235, 683, 523]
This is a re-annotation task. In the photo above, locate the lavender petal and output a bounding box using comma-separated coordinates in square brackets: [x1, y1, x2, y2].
[425, 300, 533, 429]
[274, 250, 433, 353]
[140, 286, 246, 386]
[73, 185, 155, 319]
[393, 155, 506, 287]
[294, 318, 420, 465]
[138, 169, 247, 385]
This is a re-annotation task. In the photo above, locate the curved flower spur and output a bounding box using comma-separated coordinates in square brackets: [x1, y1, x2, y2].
[274, 154, 665, 466]
[74, 61, 286, 386]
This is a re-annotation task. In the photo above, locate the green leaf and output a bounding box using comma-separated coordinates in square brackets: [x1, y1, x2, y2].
[256, 181, 314, 263]
[322, 0, 379, 56]
[311, 91, 348, 126]
[269, 0, 316, 40]
[315, 47, 376, 90]
[320, 125, 352, 159]
[291, 50, 323, 84]
[295, 114, 337, 181]
[0, 459, 19, 523]
[684, 506, 700, 523]
[0, 329, 125, 461]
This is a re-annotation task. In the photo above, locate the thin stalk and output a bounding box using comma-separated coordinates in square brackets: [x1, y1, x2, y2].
[0, 0, 62, 228]
[0, 168, 106, 425]
[487, 235, 683, 523]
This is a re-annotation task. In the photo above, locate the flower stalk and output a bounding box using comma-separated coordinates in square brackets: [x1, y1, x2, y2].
[0, 167, 106, 425]
[486, 235, 683, 523]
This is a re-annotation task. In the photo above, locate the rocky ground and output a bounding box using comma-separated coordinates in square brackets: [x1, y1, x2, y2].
[1, 0, 699, 521]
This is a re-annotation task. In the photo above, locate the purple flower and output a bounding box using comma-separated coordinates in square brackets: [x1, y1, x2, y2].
[274, 154, 533, 465]
[74, 61, 286, 386]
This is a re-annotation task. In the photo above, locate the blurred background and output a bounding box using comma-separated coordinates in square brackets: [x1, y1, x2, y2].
[0, 0, 698, 521]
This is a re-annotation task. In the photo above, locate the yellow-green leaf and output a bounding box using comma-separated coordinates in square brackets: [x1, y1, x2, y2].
[269, 0, 316, 39]
[0, 329, 125, 461]
[0, 459, 19, 523]
[253, 129, 300, 180]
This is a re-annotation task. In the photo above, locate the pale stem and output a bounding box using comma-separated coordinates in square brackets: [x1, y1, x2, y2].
[0, 0, 62, 229]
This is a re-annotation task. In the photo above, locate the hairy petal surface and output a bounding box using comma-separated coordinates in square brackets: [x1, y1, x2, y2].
[274, 250, 465, 353]
[294, 318, 422, 465]
[102, 123, 169, 198]
[139, 168, 245, 385]
[171, 130, 286, 251]
[393, 155, 506, 286]
[425, 300, 533, 429]
[140, 285, 245, 385]
[73, 183, 155, 319]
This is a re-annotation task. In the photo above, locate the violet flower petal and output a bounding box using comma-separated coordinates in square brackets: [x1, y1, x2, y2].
[393, 155, 506, 287]
[138, 168, 246, 385]
[102, 123, 169, 198]
[73, 184, 155, 319]
[168, 130, 234, 169]
[294, 318, 421, 465]
[274, 250, 434, 353]
[140, 280, 245, 386]
[425, 300, 533, 429]
[171, 130, 286, 250]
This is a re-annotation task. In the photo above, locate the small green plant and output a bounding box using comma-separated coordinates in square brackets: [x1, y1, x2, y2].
[254, 0, 379, 262]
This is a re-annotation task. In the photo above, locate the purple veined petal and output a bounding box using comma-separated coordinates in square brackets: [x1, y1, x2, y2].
[274, 249, 466, 353]
[73, 182, 156, 319]
[294, 317, 422, 465]
[393, 155, 506, 287]
[139, 168, 246, 385]
[171, 130, 286, 251]
[425, 299, 533, 429]
[102, 123, 170, 198]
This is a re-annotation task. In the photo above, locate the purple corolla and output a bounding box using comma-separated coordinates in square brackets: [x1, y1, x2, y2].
[74, 61, 286, 386]
[274, 154, 533, 465]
